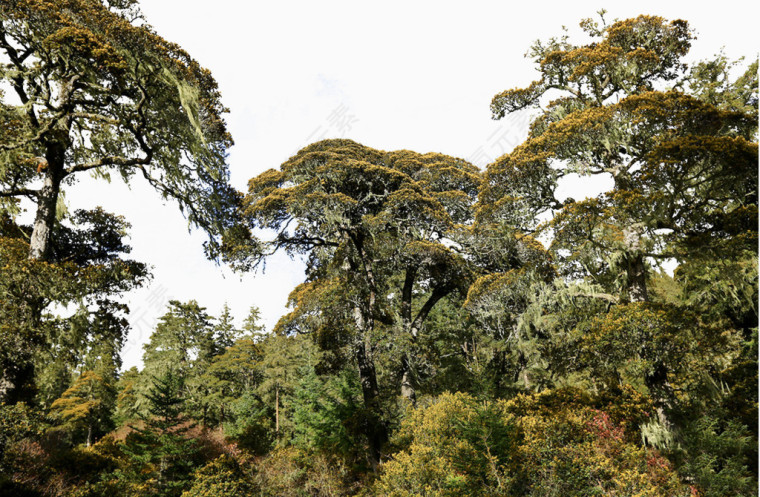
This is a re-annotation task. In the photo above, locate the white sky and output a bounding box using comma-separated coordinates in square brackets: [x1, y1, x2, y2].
[54, 1, 758, 369]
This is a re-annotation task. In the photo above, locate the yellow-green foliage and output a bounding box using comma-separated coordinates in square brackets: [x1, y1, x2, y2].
[50, 371, 106, 424]
[252, 447, 351, 497]
[181, 455, 252, 497]
[375, 391, 690, 496]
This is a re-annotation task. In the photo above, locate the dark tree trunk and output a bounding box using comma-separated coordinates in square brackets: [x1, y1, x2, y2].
[398, 285, 449, 403]
[399, 266, 417, 403]
[354, 337, 387, 469]
[346, 233, 389, 468]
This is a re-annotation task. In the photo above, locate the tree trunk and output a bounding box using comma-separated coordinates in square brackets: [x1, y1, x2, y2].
[1, 146, 65, 402]
[398, 286, 449, 403]
[400, 362, 416, 404]
[345, 234, 388, 468]
[621, 227, 676, 439]
[354, 338, 386, 469]
[29, 145, 65, 261]
[399, 267, 417, 403]
[644, 363, 676, 444]
[86, 423, 92, 447]
[622, 225, 648, 303]
[625, 252, 648, 303]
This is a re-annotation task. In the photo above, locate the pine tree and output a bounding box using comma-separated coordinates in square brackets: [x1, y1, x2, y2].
[118, 371, 199, 497]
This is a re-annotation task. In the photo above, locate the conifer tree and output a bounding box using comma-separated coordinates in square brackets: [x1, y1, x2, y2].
[118, 371, 199, 497]
[49, 370, 112, 446]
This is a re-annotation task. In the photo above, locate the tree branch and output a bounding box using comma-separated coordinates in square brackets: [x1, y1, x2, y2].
[0, 187, 39, 199]
[65, 152, 153, 175]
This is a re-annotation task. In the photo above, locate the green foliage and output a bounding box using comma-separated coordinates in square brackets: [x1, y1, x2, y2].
[475, 17, 758, 494]
[117, 372, 200, 497]
[376, 392, 518, 496]
[136, 300, 216, 423]
[674, 412, 755, 497]
[0, 402, 40, 475]
[224, 391, 273, 456]
[114, 367, 141, 427]
[0, 210, 146, 404]
[291, 367, 364, 461]
[0, 0, 238, 258]
[0, 9, 755, 497]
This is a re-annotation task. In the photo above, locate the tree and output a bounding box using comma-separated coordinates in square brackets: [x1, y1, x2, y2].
[238, 138, 480, 466]
[138, 300, 218, 424]
[50, 370, 113, 446]
[375, 390, 690, 497]
[479, 13, 757, 434]
[483, 13, 756, 299]
[256, 333, 317, 438]
[114, 366, 140, 427]
[213, 303, 241, 351]
[140, 300, 214, 381]
[0, 209, 147, 403]
[202, 317, 263, 427]
[290, 366, 364, 463]
[35, 298, 129, 408]
[0, 0, 237, 260]
[118, 371, 200, 497]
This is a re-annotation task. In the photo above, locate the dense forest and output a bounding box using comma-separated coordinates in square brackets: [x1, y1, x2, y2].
[0, 1, 757, 496]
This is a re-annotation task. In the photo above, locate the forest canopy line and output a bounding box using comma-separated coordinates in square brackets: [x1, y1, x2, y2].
[0, 2, 757, 497]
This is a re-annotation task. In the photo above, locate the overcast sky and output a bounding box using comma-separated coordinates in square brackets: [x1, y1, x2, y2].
[59, 1, 758, 369]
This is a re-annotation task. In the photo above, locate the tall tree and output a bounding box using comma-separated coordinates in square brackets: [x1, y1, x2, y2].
[0, 0, 237, 260]
[0, 209, 147, 403]
[213, 303, 241, 351]
[140, 300, 214, 381]
[482, 13, 756, 302]
[237, 139, 480, 466]
[256, 333, 317, 438]
[201, 306, 265, 426]
[480, 12, 757, 444]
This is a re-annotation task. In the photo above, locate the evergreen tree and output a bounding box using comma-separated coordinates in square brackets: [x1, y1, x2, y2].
[49, 370, 113, 446]
[114, 367, 141, 427]
[256, 333, 318, 438]
[0, 209, 147, 404]
[118, 371, 199, 497]
[213, 303, 241, 351]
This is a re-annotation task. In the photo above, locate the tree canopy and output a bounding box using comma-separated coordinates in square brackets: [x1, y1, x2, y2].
[239, 138, 481, 465]
[0, 0, 237, 260]
[0, 8, 756, 497]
